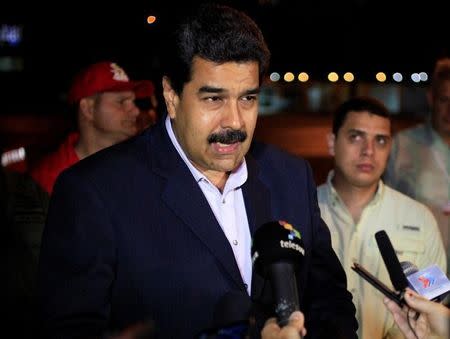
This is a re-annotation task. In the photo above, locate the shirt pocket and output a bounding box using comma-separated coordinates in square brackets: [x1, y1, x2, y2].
[391, 235, 425, 266]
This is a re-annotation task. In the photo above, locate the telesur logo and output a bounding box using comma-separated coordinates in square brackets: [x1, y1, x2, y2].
[279, 220, 301, 240]
[279, 220, 304, 255]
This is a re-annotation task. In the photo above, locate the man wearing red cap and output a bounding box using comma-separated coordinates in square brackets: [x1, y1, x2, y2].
[29, 61, 145, 195]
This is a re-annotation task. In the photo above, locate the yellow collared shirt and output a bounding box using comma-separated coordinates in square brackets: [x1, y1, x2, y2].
[317, 170, 447, 339]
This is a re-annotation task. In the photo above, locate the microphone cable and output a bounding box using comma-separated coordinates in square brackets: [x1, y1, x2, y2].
[406, 306, 420, 339]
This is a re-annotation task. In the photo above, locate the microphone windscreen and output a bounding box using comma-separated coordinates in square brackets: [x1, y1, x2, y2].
[375, 230, 409, 291]
[251, 220, 305, 277]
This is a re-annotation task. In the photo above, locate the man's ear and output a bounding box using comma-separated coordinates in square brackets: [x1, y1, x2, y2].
[326, 132, 336, 156]
[79, 97, 95, 121]
[162, 76, 179, 119]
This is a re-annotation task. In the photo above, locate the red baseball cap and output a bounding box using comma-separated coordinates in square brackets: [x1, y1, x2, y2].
[134, 80, 155, 99]
[67, 61, 144, 104]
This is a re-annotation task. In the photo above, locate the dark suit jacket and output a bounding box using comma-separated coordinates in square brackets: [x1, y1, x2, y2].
[38, 117, 357, 339]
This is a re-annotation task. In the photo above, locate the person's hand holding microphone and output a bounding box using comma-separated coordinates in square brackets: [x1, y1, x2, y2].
[261, 311, 307, 339]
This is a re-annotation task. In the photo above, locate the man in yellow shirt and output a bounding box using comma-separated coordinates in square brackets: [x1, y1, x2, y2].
[317, 96, 446, 339]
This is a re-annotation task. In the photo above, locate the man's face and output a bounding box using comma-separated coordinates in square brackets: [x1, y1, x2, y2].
[91, 91, 140, 143]
[332, 111, 391, 189]
[164, 57, 259, 180]
[429, 79, 450, 139]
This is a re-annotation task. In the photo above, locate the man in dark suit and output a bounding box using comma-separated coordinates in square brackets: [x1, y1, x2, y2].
[38, 3, 357, 339]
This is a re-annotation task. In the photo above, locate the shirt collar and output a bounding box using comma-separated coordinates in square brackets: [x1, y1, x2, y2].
[325, 169, 384, 207]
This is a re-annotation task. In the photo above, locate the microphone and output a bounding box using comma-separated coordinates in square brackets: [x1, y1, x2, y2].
[375, 230, 409, 295]
[197, 291, 252, 338]
[400, 261, 419, 277]
[251, 220, 305, 327]
[400, 261, 450, 302]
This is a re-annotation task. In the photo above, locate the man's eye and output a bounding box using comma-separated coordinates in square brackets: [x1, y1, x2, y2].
[204, 96, 221, 102]
[376, 136, 387, 145]
[120, 99, 132, 106]
[242, 95, 257, 101]
[349, 134, 361, 141]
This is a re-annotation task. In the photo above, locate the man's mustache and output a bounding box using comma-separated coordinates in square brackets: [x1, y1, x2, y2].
[208, 129, 247, 144]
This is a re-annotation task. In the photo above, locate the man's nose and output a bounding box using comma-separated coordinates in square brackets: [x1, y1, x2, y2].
[222, 101, 244, 130]
[361, 139, 374, 156]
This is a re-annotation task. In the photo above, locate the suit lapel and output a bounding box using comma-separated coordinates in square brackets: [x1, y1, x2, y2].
[241, 151, 273, 299]
[242, 151, 272, 235]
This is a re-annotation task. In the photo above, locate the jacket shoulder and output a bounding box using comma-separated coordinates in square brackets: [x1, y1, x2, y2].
[249, 141, 309, 172]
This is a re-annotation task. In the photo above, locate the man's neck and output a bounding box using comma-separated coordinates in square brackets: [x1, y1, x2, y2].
[202, 170, 231, 192]
[332, 174, 378, 224]
[74, 133, 112, 160]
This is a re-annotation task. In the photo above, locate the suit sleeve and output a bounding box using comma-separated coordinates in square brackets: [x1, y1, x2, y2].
[37, 168, 115, 339]
[302, 162, 359, 339]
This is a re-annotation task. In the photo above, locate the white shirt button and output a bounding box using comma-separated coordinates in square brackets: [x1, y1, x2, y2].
[233, 240, 238, 246]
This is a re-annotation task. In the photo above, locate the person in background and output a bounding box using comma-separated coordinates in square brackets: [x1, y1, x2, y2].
[1, 140, 48, 339]
[317, 96, 446, 338]
[1, 146, 28, 173]
[37, 3, 357, 339]
[384, 58, 450, 274]
[384, 288, 450, 339]
[134, 79, 159, 132]
[29, 60, 143, 195]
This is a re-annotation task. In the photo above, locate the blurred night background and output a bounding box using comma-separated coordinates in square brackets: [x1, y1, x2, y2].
[1, 0, 448, 181]
[1, 0, 448, 114]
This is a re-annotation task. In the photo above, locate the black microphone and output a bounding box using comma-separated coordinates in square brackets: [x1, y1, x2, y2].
[251, 220, 305, 327]
[197, 291, 252, 338]
[375, 230, 409, 295]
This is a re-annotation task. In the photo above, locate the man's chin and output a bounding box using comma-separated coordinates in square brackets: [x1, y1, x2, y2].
[211, 157, 244, 173]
